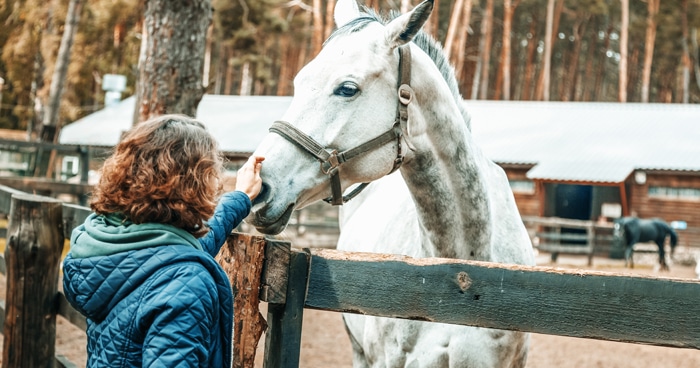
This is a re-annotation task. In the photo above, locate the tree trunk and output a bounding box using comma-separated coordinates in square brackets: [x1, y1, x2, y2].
[444, 0, 465, 60]
[594, 24, 613, 100]
[203, 24, 213, 89]
[470, 5, 485, 100]
[240, 61, 252, 96]
[40, 0, 83, 142]
[325, 0, 336, 40]
[477, 0, 494, 100]
[521, 14, 538, 101]
[133, 0, 212, 125]
[277, 35, 292, 96]
[37, 0, 83, 179]
[499, 0, 518, 100]
[581, 17, 598, 101]
[312, 0, 323, 56]
[224, 47, 234, 95]
[680, 0, 690, 104]
[640, 0, 659, 103]
[564, 16, 588, 102]
[453, 0, 474, 82]
[214, 42, 225, 94]
[537, 0, 556, 101]
[692, 28, 700, 92]
[619, 0, 629, 102]
[426, 0, 440, 38]
[627, 46, 640, 100]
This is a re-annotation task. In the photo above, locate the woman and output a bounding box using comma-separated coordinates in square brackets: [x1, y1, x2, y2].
[62, 114, 264, 367]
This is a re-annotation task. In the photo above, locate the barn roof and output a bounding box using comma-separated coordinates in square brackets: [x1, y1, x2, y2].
[59, 96, 700, 183]
[468, 100, 700, 182]
[58, 95, 290, 154]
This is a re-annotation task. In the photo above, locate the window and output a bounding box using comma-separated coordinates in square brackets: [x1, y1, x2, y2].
[648, 186, 700, 201]
[509, 180, 535, 194]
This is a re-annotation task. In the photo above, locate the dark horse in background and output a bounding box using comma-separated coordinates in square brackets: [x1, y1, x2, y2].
[613, 217, 678, 270]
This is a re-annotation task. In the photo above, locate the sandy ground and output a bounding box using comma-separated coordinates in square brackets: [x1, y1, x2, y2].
[1, 250, 699, 368]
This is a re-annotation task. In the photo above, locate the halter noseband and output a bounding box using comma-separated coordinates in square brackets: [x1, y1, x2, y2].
[269, 45, 414, 205]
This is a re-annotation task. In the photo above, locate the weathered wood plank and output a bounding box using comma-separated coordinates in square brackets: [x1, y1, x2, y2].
[1, 185, 91, 239]
[301, 249, 700, 349]
[260, 239, 291, 304]
[0, 185, 25, 214]
[536, 244, 593, 254]
[536, 232, 589, 241]
[3, 193, 64, 367]
[264, 249, 310, 368]
[216, 233, 268, 368]
[60, 203, 92, 240]
[522, 216, 609, 229]
[0, 177, 93, 197]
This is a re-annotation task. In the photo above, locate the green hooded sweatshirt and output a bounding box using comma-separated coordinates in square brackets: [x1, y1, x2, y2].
[69, 213, 203, 258]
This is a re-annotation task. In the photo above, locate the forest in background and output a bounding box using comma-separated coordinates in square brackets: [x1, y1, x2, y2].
[1, 0, 699, 133]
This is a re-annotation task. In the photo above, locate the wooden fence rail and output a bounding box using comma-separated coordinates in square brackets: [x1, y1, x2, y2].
[228, 234, 700, 368]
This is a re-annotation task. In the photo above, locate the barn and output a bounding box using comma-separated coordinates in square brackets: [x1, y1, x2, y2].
[59, 96, 700, 247]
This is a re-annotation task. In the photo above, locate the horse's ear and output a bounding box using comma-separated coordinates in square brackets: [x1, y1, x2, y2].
[384, 0, 433, 49]
[334, 0, 361, 28]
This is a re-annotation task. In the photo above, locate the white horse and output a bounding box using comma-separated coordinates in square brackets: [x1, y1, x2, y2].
[249, 0, 535, 366]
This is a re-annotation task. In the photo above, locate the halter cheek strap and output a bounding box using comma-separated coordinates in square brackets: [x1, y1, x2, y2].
[268, 45, 414, 206]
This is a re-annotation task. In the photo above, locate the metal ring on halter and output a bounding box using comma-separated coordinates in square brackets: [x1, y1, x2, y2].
[398, 84, 414, 104]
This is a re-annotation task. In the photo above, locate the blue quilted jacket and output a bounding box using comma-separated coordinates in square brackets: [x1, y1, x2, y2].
[63, 191, 252, 368]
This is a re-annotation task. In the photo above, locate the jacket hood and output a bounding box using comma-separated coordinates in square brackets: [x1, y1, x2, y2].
[69, 213, 202, 258]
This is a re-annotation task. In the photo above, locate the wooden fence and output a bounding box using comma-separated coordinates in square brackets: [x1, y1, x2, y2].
[1, 183, 699, 367]
[241, 235, 700, 368]
[522, 215, 617, 265]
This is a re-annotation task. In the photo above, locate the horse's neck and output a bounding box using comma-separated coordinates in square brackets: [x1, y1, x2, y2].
[400, 113, 494, 260]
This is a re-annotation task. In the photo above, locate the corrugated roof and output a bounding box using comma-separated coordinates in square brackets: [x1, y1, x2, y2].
[59, 95, 292, 153]
[467, 100, 700, 182]
[60, 97, 700, 182]
[525, 160, 635, 183]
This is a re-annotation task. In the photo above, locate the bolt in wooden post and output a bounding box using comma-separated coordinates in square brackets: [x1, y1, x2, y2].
[2, 194, 63, 368]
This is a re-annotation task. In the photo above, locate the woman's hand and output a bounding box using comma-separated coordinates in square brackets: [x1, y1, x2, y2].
[235, 155, 264, 200]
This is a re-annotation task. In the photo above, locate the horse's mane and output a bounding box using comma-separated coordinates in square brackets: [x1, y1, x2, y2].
[326, 7, 472, 130]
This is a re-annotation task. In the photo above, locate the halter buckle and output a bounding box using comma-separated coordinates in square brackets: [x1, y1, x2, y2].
[320, 150, 340, 175]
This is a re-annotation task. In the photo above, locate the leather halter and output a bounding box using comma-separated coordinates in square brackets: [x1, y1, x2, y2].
[269, 45, 414, 205]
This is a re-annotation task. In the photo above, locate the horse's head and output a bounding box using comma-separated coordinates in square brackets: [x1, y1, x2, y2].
[249, 0, 434, 235]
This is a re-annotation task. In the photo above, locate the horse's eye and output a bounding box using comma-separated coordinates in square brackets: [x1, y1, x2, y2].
[334, 82, 359, 98]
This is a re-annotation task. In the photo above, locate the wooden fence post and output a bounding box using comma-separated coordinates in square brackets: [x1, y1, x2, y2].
[264, 248, 309, 368]
[216, 232, 269, 368]
[2, 193, 63, 368]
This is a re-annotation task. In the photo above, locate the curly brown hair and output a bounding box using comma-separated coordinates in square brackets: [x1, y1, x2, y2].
[90, 114, 224, 237]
